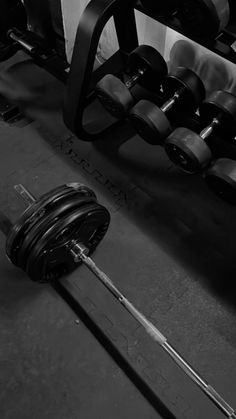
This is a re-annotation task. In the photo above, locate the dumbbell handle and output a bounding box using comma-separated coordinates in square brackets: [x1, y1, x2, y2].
[160, 83, 187, 114]
[8, 29, 37, 54]
[125, 68, 146, 89]
[71, 240, 236, 419]
[14, 184, 36, 206]
[161, 91, 180, 113]
[200, 117, 220, 141]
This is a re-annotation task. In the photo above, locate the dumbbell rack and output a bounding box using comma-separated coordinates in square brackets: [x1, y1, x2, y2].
[63, 0, 139, 141]
[63, 0, 236, 162]
[58, 2, 236, 419]
[5, 0, 236, 157]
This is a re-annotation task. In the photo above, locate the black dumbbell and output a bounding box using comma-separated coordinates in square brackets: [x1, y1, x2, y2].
[165, 91, 236, 174]
[95, 45, 167, 119]
[128, 67, 205, 145]
[177, 0, 230, 39]
[205, 158, 236, 204]
[139, 0, 178, 17]
[140, 0, 230, 39]
[3, 182, 235, 415]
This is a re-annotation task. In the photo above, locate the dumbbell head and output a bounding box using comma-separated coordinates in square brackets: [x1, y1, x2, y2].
[6, 183, 110, 282]
[177, 0, 230, 39]
[199, 90, 236, 137]
[139, 0, 178, 17]
[96, 45, 167, 119]
[162, 67, 205, 113]
[96, 75, 133, 119]
[205, 158, 236, 204]
[128, 67, 205, 145]
[126, 45, 167, 90]
[165, 127, 212, 173]
[165, 90, 236, 173]
[128, 99, 172, 145]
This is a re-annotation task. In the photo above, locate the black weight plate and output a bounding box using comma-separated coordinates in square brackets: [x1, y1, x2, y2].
[26, 203, 110, 282]
[199, 90, 236, 137]
[205, 158, 236, 204]
[129, 100, 172, 145]
[16, 194, 97, 270]
[7, 185, 80, 264]
[6, 183, 96, 265]
[18, 192, 97, 270]
[165, 128, 212, 173]
[162, 67, 205, 112]
[7, 182, 96, 261]
[177, 0, 229, 39]
[139, 0, 177, 17]
[127, 45, 167, 91]
[96, 75, 134, 119]
[6, 184, 70, 263]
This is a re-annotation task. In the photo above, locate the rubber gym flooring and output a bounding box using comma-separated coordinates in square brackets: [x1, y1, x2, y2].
[0, 52, 236, 419]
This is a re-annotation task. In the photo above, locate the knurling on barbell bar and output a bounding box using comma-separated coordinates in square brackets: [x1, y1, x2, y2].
[3, 182, 236, 417]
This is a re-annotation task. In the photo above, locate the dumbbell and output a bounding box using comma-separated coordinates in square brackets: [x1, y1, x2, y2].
[165, 91, 236, 174]
[140, 0, 230, 39]
[139, 0, 178, 17]
[205, 158, 236, 204]
[177, 0, 230, 39]
[128, 67, 205, 145]
[3, 181, 235, 418]
[95, 45, 167, 119]
[0, 0, 27, 61]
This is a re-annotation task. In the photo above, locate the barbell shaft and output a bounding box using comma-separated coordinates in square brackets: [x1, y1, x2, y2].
[71, 242, 236, 419]
[14, 184, 36, 207]
[10, 185, 236, 417]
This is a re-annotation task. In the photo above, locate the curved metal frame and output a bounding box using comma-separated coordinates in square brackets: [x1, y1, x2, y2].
[63, 0, 139, 141]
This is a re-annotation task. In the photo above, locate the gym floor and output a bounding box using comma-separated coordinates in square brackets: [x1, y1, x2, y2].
[1, 53, 236, 419]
